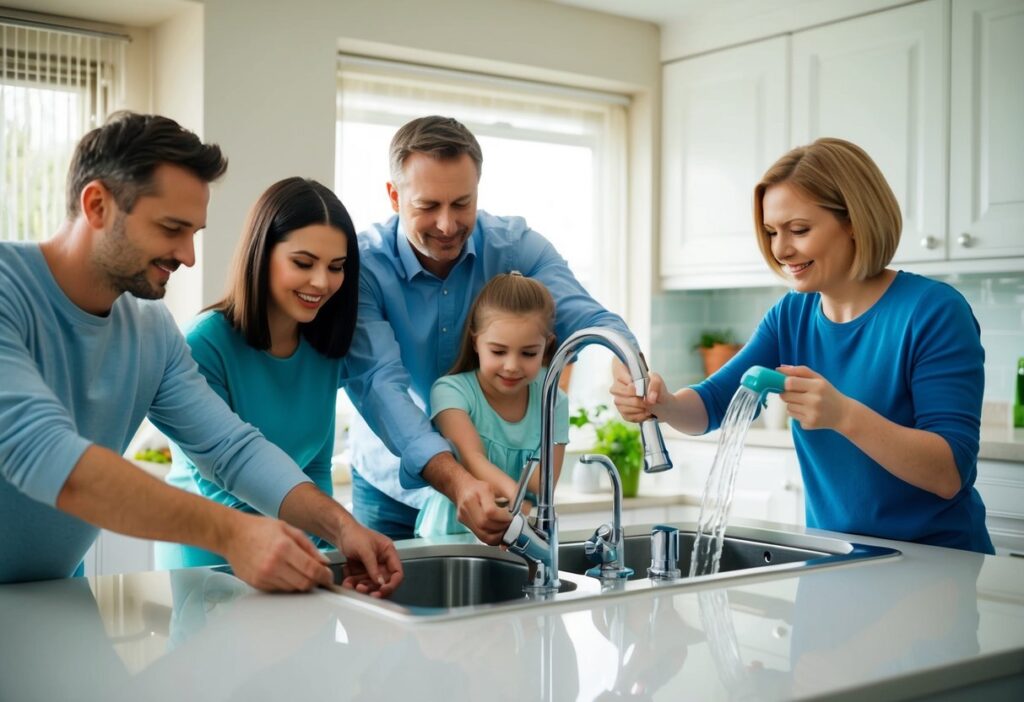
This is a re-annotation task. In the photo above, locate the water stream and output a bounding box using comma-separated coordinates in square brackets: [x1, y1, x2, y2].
[688, 386, 763, 577]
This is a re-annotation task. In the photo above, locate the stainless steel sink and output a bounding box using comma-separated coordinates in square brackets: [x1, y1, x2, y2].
[321, 543, 597, 622]
[264, 524, 899, 622]
[558, 523, 899, 582]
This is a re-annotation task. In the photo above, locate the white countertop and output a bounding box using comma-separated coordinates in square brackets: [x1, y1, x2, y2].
[2, 522, 1023, 701]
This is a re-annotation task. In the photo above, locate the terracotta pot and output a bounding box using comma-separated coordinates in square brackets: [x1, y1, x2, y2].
[699, 343, 741, 377]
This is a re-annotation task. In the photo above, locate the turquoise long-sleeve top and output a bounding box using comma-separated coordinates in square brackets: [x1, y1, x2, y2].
[0, 243, 311, 583]
[692, 271, 993, 553]
[159, 310, 342, 567]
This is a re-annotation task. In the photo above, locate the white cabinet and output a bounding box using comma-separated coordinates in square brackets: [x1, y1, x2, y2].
[665, 439, 805, 527]
[949, 0, 1024, 260]
[659, 0, 1024, 289]
[660, 37, 789, 289]
[791, 0, 949, 265]
[975, 459, 1024, 557]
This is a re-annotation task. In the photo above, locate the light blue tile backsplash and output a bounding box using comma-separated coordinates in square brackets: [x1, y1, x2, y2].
[650, 273, 1024, 403]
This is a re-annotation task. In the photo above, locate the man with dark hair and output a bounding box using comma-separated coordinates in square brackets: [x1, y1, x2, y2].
[0, 112, 402, 592]
[343, 115, 636, 542]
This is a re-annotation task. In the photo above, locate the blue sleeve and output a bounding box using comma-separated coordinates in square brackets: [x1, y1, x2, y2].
[691, 300, 783, 432]
[0, 303, 91, 506]
[340, 271, 450, 490]
[517, 228, 637, 350]
[429, 375, 473, 419]
[146, 307, 311, 517]
[908, 288, 984, 484]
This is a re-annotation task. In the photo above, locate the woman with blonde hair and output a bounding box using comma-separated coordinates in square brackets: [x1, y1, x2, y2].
[613, 138, 993, 553]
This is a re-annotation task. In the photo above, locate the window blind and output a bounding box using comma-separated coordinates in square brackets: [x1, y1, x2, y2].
[1, 20, 126, 241]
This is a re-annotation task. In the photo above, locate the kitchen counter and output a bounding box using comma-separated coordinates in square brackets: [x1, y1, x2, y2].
[2, 522, 1022, 701]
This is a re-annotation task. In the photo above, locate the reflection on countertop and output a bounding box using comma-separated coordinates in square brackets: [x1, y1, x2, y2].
[2, 524, 1023, 702]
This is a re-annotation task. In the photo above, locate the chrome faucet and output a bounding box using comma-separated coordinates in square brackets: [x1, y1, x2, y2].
[502, 327, 674, 593]
[580, 454, 633, 581]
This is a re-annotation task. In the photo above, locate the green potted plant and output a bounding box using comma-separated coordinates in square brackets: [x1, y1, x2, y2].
[569, 405, 643, 497]
[693, 329, 741, 377]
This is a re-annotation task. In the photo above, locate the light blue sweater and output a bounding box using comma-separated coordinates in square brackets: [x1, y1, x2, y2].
[0, 243, 311, 583]
[693, 271, 993, 553]
[158, 311, 342, 567]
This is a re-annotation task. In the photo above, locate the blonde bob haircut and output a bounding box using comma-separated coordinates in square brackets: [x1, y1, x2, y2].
[753, 137, 902, 281]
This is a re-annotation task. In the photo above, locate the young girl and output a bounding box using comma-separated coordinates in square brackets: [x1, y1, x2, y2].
[156, 177, 399, 578]
[416, 272, 570, 537]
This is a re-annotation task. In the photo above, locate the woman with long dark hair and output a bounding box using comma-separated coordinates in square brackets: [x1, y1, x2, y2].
[156, 178, 400, 582]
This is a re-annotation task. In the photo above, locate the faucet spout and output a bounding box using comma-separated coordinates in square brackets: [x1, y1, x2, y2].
[502, 327, 674, 593]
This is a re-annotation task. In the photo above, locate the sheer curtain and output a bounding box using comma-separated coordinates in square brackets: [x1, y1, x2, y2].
[1, 20, 126, 241]
[336, 56, 630, 409]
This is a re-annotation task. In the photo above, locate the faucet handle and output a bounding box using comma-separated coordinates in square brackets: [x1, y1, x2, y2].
[648, 525, 681, 580]
[510, 457, 539, 515]
[585, 523, 617, 565]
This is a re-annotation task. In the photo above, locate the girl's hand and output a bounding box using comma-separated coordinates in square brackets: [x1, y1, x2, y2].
[777, 365, 853, 432]
[610, 359, 668, 423]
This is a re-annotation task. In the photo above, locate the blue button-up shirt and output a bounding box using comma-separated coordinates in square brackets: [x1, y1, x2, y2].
[343, 210, 634, 507]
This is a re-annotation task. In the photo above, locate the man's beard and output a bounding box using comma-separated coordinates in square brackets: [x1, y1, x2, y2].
[93, 214, 173, 300]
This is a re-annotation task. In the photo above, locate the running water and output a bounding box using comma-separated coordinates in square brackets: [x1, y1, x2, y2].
[688, 386, 763, 577]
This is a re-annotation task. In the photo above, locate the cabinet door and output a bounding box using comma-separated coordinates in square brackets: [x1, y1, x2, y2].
[661, 37, 789, 288]
[949, 0, 1024, 259]
[792, 0, 949, 264]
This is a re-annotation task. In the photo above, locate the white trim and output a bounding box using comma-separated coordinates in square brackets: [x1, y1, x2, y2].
[339, 53, 630, 108]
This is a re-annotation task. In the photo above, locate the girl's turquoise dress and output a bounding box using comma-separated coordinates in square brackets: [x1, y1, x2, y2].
[416, 370, 569, 537]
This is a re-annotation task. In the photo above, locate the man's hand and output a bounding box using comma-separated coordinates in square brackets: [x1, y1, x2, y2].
[610, 358, 666, 423]
[423, 452, 513, 545]
[221, 512, 333, 592]
[335, 521, 404, 598]
[454, 476, 514, 545]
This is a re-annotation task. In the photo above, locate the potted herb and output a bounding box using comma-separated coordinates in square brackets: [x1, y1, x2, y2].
[694, 330, 741, 377]
[569, 405, 643, 497]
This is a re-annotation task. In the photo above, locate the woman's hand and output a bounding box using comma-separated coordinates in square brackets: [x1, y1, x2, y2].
[337, 521, 404, 598]
[610, 358, 668, 422]
[777, 365, 854, 432]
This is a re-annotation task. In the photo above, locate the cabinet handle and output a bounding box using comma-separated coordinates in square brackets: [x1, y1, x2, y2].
[958, 233, 973, 248]
[919, 236, 937, 250]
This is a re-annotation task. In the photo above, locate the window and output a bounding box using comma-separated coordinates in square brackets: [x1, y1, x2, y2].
[1, 19, 126, 242]
[336, 57, 630, 408]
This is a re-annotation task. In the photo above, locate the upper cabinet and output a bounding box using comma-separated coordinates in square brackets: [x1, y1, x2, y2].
[791, 1, 948, 264]
[949, 0, 1024, 259]
[660, 37, 789, 289]
[660, 0, 1024, 289]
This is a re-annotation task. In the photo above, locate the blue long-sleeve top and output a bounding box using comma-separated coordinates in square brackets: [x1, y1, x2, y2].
[344, 210, 635, 506]
[165, 310, 340, 510]
[692, 271, 993, 553]
[0, 243, 311, 583]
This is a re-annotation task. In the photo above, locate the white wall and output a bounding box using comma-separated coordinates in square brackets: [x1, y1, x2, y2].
[152, 2, 205, 325]
[197, 0, 660, 343]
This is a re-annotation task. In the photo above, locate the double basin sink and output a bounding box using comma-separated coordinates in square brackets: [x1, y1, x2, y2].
[320, 523, 900, 622]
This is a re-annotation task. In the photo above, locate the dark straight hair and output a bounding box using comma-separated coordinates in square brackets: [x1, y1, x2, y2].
[67, 111, 227, 217]
[212, 177, 359, 358]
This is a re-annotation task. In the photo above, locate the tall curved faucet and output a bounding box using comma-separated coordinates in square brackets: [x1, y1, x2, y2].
[502, 327, 673, 593]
